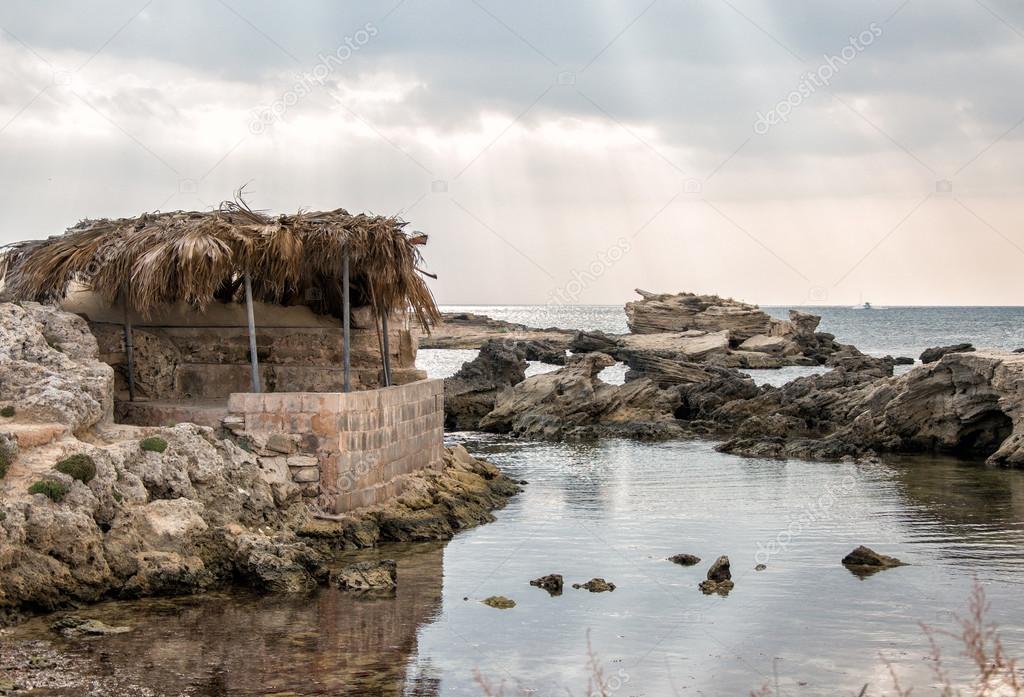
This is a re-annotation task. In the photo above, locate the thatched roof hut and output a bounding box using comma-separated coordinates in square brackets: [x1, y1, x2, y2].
[0, 198, 440, 328]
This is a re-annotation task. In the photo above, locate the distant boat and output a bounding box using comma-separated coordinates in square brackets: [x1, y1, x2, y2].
[862, 301, 872, 310]
[851, 301, 876, 310]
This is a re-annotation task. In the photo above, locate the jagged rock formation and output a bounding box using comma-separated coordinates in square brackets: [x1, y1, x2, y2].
[0, 302, 520, 622]
[480, 353, 685, 440]
[626, 290, 773, 340]
[920, 343, 975, 364]
[443, 340, 527, 430]
[709, 351, 1024, 466]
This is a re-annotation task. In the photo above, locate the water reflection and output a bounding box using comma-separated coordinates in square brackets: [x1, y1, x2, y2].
[13, 544, 446, 697]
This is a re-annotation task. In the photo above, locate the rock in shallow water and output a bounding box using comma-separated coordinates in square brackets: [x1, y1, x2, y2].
[482, 595, 516, 609]
[841, 546, 905, 578]
[698, 556, 734, 595]
[529, 574, 564, 596]
[50, 616, 132, 638]
[668, 553, 701, 566]
[330, 559, 398, 592]
[572, 578, 616, 593]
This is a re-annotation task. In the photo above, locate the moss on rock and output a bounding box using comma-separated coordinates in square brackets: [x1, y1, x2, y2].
[28, 479, 69, 503]
[54, 454, 96, 483]
[140, 437, 168, 453]
[0, 406, 14, 418]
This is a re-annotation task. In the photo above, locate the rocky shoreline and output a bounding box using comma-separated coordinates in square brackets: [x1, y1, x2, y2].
[442, 290, 1023, 468]
[0, 302, 520, 626]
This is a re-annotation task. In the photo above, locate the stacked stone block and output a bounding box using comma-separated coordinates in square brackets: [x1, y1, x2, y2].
[224, 380, 444, 513]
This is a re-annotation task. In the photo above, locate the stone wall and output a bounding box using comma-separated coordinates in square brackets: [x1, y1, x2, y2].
[63, 290, 424, 400]
[223, 379, 445, 513]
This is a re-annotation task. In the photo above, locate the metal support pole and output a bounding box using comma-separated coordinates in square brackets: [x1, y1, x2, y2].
[342, 251, 351, 393]
[122, 292, 136, 402]
[244, 274, 261, 393]
[381, 311, 392, 387]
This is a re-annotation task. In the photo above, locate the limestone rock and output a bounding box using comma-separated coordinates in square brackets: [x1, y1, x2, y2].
[330, 559, 397, 592]
[480, 353, 684, 440]
[572, 578, 615, 592]
[422, 312, 575, 351]
[482, 595, 516, 609]
[50, 616, 131, 638]
[668, 553, 701, 566]
[529, 573, 564, 596]
[698, 556, 733, 595]
[920, 343, 975, 364]
[626, 290, 774, 342]
[842, 546, 905, 578]
[0, 303, 113, 432]
[444, 340, 527, 430]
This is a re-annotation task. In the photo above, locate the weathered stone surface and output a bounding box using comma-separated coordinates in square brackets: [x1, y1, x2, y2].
[572, 578, 615, 592]
[920, 343, 975, 364]
[444, 340, 527, 430]
[480, 353, 685, 440]
[529, 573, 564, 596]
[0, 303, 114, 432]
[841, 546, 905, 578]
[0, 303, 521, 620]
[738, 334, 797, 356]
[330, 559, 397, 592]
[668, 554, 701, 566]
[698, 556, 733, 595]
[482, 595, 516, 609]
[626, 290, 773, 342]
[50, 616, 132, 637]
[421, 312, 575, 350]
[706, 351, 1024, 465]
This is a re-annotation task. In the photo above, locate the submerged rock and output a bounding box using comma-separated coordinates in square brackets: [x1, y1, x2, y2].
[668, 554, 701, 567]
[330, 559, 397, 592]
[920, 343, 975, 364]
[841, 546, 905, 578]
[51, 616, 131, 638]
[572, 578, 616, 593]
[529, 573, 564, 596]
[482, 595, 516, 609]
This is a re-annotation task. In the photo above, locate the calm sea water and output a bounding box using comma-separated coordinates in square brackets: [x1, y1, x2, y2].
[13, 305, 1024, 696]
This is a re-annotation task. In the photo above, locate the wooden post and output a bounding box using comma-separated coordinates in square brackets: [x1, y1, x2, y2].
[381, 310, 392, 387]
[342, 251, 351, 393]
[244, 274, 261, 393]
[122, 291, 136, 402]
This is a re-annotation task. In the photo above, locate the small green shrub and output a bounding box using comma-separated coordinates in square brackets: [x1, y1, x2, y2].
[140, 436, 168, 454]
[29, 479, 69, 502]
[112, 490, 124, 503]
[0, 511, 6, 522]
[0, 453, 9, 480]
[0, 406, 14, 418]
[54, 454, 96, 483]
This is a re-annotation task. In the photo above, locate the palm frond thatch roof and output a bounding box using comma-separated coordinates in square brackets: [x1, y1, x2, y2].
[0, 198, 440, 327]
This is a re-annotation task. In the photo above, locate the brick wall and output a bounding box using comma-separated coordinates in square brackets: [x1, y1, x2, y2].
[223, 379, 444, 513]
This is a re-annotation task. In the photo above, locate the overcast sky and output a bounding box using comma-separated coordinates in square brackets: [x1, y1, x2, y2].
[0, 0, 1022, 306]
